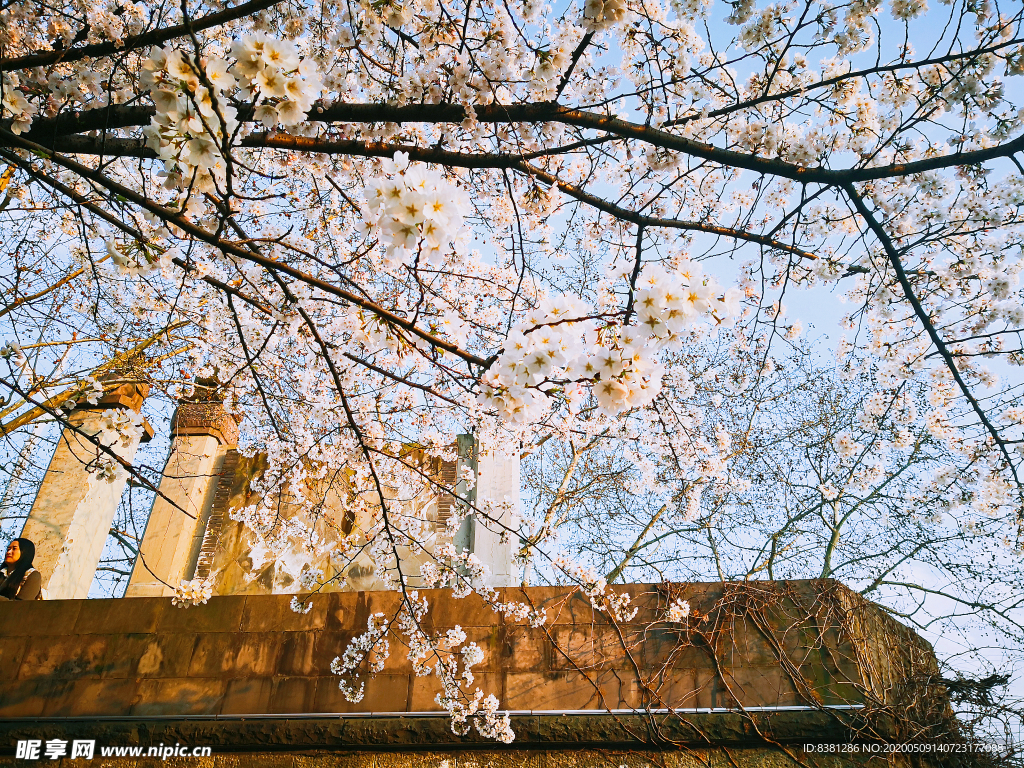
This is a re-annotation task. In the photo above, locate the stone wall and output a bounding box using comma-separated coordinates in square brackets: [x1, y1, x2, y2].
[0, 580, 955, 765]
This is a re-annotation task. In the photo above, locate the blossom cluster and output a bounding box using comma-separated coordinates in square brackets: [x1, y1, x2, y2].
[529, 41, 576, 98]
[0, 341, 28, 371]
[477, 263, 740, 424]
[634, 263, 741, 338]
[890, 0, 927, 20]
[736, 121, 827, 166]
[555, 558, 638, 621]
[361, 152, 470, 267]
[833, 431, 862, 459]
[330, 612, 389, 702]
[142, 36, 321, 193]
[325, 596, 514, 743]
[582, 0, 629, 30]
[289, 596, 314, 614]
[96, 408, 145, 449]
[142, 47, 239, 192]
[409, 614, 512, 742]
[665, 598, 691, 622]
[441, 688, 515, 743]
[423, 542, 490, 596]
[172, 577, 213, 607]
[1, 73, 35, 135]
[107, 240, 177, 277]
[78, 377, 106, 407]
[93, 458, 122, 484]
[228, 34, 323, 128]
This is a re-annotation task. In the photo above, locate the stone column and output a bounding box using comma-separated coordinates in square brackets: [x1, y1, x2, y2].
[125, 395, 239, 597]
[473, 439, 520, 588]
[22, 382, 153, 600]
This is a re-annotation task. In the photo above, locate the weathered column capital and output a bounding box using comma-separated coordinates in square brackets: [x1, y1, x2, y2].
[170, 401, 240, 447]
[170, 380, 241, 446]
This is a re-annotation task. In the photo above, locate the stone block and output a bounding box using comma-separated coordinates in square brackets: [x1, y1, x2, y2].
[312, 629, 411, 678]
[74, 597, 166, 635]
[408, 671, 502, 712]
[605, 669, 644, 709]
[424, 590, 504, 628]
[460, 626, 504, 672]
[362, 590, 406, 623]
[508, 587, 594, 625]
[503, 670, 623, 711]
[17, 634, 107, 680]
[550, 625, 641, 671]
[312, 674, 410, 713]
[726, 620, 783, 668]
[358, 671, 409, 716]
[497, 626, 546, 672]
[186, 633, 243, 677]
[0, 677, 74, 718]
[0, 635, 29, 679]
[717, 665, 800, 708]
[777, 621, 824, 662]
[511, 585, 661, 627]
[802, 665, 865, 707]
[221, 677, 273, 714]
[674, 583, 727, 616]
[128, 633, 198, 679]
[322, 590, 410, 632]
[322, 591, 366, 631]
[188, 632, 282, 678]
[645, 666, 697, 709]
[642, 627, 710, 669]
[0, 598, 83, 636]
[492, 588, 534, 627]
[131, 678, 226, 715]
[240, 594, 327, 632]
[95, 634, 145, 679]
[268, 676, 318, 714]
[157, 596, 246, 634]
[310, 631, 356, 676]
[52, 677, 141, 716]
[233, 633, 286, 677]
[691, 667, 727, 709]
[373, 636, 414, 676]
[276, 631, 319, 677]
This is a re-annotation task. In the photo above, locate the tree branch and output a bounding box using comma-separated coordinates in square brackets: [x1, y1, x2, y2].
[843, 181, 1023, 505]
[0, 0, 285, 71]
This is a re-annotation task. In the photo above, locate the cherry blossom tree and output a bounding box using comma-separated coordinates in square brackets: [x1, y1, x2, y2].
[1, 0, 1024, 744]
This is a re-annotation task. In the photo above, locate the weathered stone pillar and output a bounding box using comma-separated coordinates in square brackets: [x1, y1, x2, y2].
[474, 439, 520, 588]
[441, 435, 520, 588]
[125, 389, 238, 597]
[22, 382, 153, 599]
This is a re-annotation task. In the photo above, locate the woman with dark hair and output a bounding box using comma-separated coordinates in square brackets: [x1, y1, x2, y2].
[0, 538, 41, 601]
